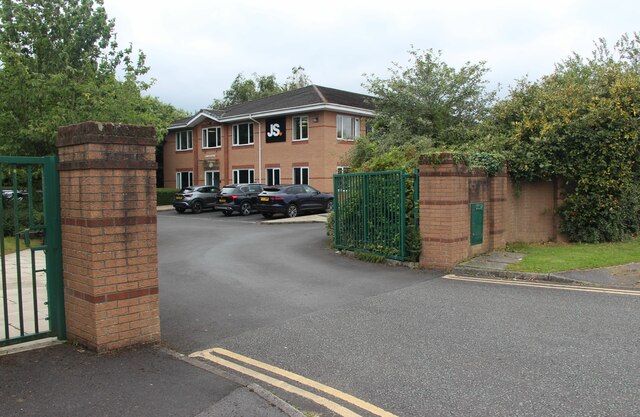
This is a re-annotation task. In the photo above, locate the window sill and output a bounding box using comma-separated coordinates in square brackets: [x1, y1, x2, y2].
[176, 149, 193, 152]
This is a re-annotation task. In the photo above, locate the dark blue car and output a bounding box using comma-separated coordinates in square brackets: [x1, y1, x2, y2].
[256, 184, 333, 218]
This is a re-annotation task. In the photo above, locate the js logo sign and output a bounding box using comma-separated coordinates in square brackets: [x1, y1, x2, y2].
[266, 117, 286, 143]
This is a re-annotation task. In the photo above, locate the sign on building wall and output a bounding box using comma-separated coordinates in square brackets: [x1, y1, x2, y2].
[266, 117, 286, 143]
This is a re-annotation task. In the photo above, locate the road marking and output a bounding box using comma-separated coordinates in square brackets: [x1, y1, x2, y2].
[443, 274, 640, 296]
[190, 348, 398, 417]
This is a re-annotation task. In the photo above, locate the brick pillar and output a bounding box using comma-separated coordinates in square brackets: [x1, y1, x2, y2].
[418, 155, 472, 269]
[57, 122, 160, 352]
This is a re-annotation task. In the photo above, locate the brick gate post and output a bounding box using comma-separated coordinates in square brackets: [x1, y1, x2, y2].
[56, 122, 160, 352]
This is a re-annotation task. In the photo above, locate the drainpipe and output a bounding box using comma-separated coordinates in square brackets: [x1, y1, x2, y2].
[249, 114, 262, 183]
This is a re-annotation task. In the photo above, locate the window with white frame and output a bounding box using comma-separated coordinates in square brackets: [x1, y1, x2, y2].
[293, 167, 309, 185]
[336, 115, 360, 141]
[266, 168, 281, 186]
[176, 130, 193, 150]
[337, 166, 351, 174]
[232, 123, 254, 146]
[293, 116, 309, 141]
[233, 169, 255, 184]
[176, 171, 193, 189]
[204, 170, 220, 188]
[202, 127, 221, 148]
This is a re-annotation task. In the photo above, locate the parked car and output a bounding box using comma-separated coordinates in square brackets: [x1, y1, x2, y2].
[215, 183, 264, 216]
[2, 189, 26, 202]
[173, 185, 220, 214]
[257, 184, 333, 218]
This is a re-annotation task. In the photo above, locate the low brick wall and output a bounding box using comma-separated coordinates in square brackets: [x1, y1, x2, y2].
[419, 155, 564, 270]
[57, 121, 160, 352]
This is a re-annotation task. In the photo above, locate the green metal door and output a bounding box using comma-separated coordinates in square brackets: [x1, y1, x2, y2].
[470, 202, 484, 245]
[0, 156, 65, 347]
[333, 170, 419, 261]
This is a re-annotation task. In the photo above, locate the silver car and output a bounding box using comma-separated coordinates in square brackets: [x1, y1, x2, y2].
[173, 185, 220, 214]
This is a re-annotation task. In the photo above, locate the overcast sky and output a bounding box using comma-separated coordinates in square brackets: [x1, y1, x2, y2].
[102, 0, 638, 113]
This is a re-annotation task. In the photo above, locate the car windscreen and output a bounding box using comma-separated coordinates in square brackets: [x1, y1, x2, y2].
[179, 187, 195, 193]
[220, 187, 237, 194]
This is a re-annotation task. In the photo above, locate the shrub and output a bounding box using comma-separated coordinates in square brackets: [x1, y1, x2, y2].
[157, 188, 178, 206]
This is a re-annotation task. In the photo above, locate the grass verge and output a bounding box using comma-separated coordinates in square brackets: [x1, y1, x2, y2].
[2, 236, 43, 255]
[506, 236, 640, 273]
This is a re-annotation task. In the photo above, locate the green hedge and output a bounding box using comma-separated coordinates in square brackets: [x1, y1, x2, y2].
[157, 188, 178, 206]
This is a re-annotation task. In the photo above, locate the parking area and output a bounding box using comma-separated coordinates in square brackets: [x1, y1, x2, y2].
[157, 210, 438, 353]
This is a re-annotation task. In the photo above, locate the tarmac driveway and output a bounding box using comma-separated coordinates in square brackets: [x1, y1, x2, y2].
[157, 211, 439, 353]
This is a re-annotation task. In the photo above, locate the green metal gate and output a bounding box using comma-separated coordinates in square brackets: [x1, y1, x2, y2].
[333, 170, 419, 261]
[0, 156, 65, 347]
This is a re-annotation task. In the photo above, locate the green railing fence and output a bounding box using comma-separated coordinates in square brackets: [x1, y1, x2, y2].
[0, 156, 65, 347]
[333, 170, 420, 261]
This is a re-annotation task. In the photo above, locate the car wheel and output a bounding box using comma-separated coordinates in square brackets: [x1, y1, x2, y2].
[175, 207, 186, 214]
[240, 201, 251, 216]
[192, 201, 203, 214]
[286, 204, 298, 218]
[261, 212, 274, 219]
[222, 209, 233, 216]
[324, 199, 333, 213]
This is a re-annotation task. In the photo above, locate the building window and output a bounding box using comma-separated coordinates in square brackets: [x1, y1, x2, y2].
[337, 166, 351, 174]
[293, 116, 309, 141]
[176, 131, 193, 151]
[176, 171, 193, 189]
[202, 127, 221, 148]
[336, 115, 360, 141]
[205, 170, 220, 188]
[266, 168, 281, 186]
[293, 167, 309, 185]
[232, 123, 254, 146]
[233, 169, 255, 184]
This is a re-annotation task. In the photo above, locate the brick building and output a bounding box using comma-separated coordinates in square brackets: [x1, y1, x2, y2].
[163, 85, 376, 192]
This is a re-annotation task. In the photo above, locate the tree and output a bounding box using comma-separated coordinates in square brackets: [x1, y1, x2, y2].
[0, 0, 185, 156]
[349, 48, 497, 172]
[211, 66, 312, 108]
[484, 33, 640, 242]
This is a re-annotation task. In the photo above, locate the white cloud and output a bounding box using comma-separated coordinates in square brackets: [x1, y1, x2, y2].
[102, 0, 640, 111]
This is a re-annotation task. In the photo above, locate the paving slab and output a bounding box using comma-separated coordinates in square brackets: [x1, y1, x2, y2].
[557, 263, 640, 288]
[196, 385, 304, 417]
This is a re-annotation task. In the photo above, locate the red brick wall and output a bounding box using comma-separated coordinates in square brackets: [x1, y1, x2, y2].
[418, 155, 564, 270]
[57, 122, 160, 352]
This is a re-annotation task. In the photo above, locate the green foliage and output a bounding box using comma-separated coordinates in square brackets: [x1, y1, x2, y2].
[156, 188, 178, 206]
[211, 66, 312, 108]
[2, 193, 44, 237]
[354, 251, 386, 263]
[349, 48, 496, 175]
[484, 33, 640, 242]
[363, 47, 496, 150]
[325, 211, 335, 243]
[0, 0, 186, 156]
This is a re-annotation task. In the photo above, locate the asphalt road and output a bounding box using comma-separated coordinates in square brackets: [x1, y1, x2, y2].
[158, 210, 438, 352]
[158, 210, 640, 416]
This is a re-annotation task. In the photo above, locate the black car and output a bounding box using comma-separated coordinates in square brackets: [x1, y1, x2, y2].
[215, 183, 264, 216]
[173, 185, 220, 213]
[257, 184, 333, 218]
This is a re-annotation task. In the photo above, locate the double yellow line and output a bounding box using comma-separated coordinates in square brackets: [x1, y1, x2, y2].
[190, 347, 398, 417]
[444, 274, 640, 296]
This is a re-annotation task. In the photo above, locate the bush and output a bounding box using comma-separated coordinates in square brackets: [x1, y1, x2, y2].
[3, 195, 44, 237]
[157, 188, 178, 206]
[559, 182, 640, 243]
